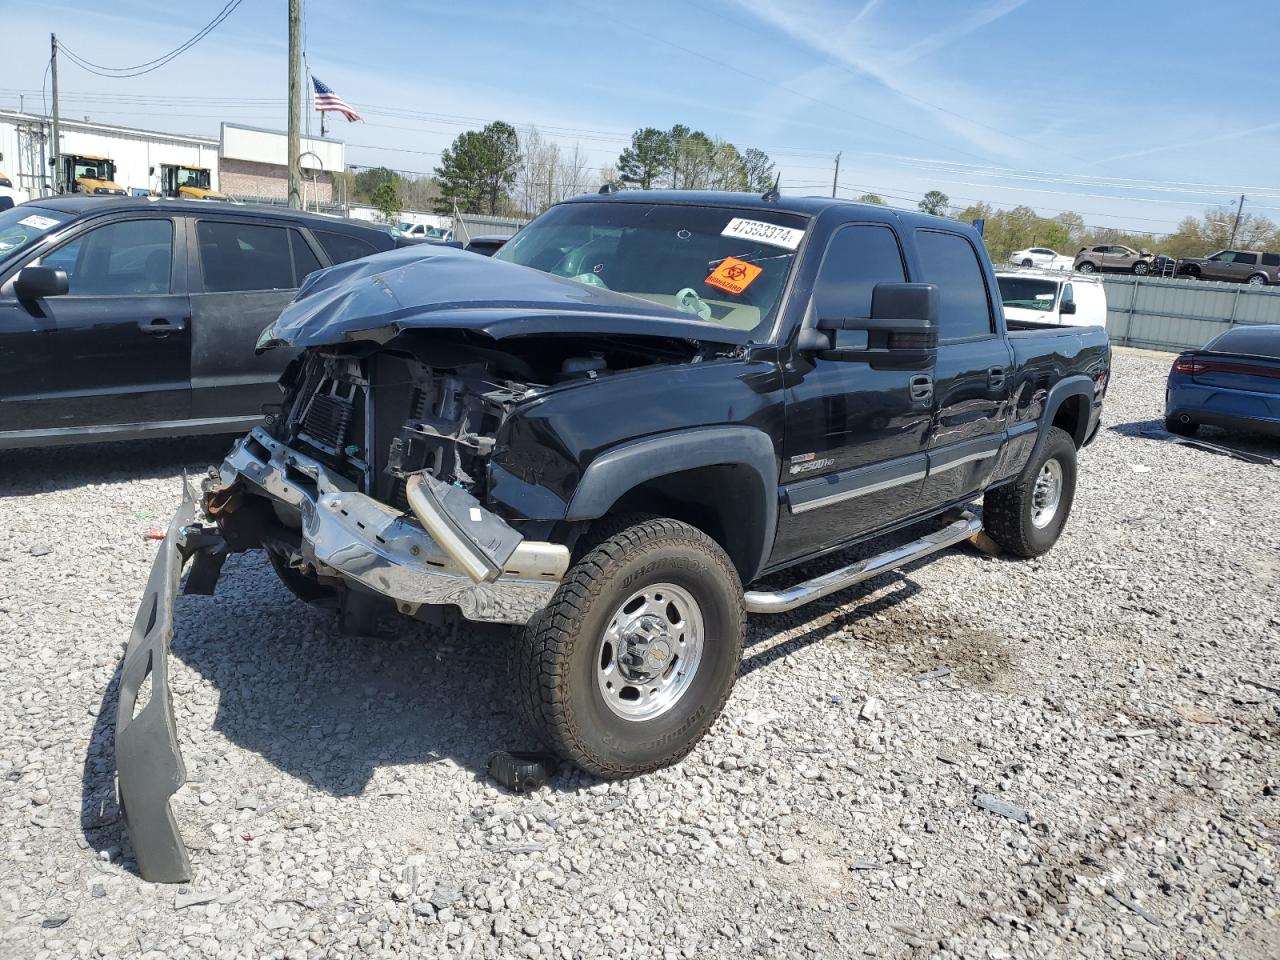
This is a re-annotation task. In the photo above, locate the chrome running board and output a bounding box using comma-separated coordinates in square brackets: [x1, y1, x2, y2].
[743, 513, 982, 614]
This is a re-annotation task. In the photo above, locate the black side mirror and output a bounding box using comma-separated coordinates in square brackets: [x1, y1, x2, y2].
[1060, 300, 1077, 315]
[799, 282, 938, 369]
[0, 196, 13, 213]
[14, 266, 69, 301]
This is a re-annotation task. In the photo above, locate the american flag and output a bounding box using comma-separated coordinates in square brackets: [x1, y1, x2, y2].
[312, 76, 361, 122]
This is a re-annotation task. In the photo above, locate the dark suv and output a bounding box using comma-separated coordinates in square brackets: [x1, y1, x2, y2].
[1175, 249, 1280, 286]
[0, 197, 405, 449]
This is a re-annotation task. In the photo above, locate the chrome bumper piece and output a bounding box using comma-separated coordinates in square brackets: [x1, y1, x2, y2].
[222, 427, 567, 625]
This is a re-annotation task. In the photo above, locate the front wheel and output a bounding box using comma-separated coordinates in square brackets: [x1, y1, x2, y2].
[517, 517, 744, 778]
[982, 427, 1077, 558]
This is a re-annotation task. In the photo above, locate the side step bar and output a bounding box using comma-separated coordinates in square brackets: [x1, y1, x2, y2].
[744, 513, 982, 614]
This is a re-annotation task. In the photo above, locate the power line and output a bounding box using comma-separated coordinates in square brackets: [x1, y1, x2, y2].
[57, 1, 244, 79]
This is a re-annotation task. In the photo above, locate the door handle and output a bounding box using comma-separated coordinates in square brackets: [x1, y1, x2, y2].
[138, 317, 185, 336]
[909, 374, 933, 404]
[988, 367, 1006, 389]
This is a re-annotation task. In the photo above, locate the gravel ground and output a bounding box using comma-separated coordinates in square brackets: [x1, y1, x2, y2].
[1, 346, 1277, 960]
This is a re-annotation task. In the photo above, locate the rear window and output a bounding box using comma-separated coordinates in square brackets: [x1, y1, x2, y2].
[314, 230, 379, 265]
[197, 220, 316, 292]
[1261, 253, 1279, 267]
[915, 229, 994, 340]
[996, 275, 1058, 312]
[1208, 326, 1280, 359]
[1233, 252, 1259, 265]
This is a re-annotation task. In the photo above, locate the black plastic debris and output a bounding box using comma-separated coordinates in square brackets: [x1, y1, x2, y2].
[488, 751, 557, 793]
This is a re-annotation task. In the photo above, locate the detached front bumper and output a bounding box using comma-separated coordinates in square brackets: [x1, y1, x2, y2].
[221, 428, 568, 624]
[117, 431, 570, 882]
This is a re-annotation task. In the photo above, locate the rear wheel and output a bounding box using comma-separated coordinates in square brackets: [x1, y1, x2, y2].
[1076, 261, 1096, 273]
[517, 517, 744, 778]
[982, 427, 1077, 558]
[1165, 414, 1199, 436]
[1247, 273, 1268, 286]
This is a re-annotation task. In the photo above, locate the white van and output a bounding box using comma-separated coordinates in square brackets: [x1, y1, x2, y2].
[995, 270, 1106, 327]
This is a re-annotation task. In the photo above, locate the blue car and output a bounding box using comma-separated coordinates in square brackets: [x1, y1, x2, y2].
[1165, 325, 1280, 438]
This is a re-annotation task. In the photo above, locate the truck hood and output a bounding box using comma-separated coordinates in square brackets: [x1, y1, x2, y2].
[257, 244, 751, 351]
[178, 186, 227, 200]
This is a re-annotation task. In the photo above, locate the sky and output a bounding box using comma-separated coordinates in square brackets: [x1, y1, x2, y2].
[6, 0, 1280, 236]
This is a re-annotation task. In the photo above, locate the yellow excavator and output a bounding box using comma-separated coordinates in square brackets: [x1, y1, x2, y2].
[158, 164, 227, 201]
[61, 154, 127, 195]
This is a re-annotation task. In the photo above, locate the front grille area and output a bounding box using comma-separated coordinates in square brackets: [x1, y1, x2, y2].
[299, 385, 354, 452]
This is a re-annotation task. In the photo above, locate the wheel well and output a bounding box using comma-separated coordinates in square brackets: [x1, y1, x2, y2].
[1051, 394, 1090, 448]
[601, 464, 764, 582]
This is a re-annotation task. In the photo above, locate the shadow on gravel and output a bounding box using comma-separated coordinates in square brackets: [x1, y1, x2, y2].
[1108, 418, 1280, 460]
[81, 553, 542, 877]
[0, 434, 239, 498]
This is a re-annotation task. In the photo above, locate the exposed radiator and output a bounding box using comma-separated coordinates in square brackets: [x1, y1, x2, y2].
[299, 386, 353, 452]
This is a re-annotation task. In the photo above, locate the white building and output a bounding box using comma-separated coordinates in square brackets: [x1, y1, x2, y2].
[0, 111, 344, 202]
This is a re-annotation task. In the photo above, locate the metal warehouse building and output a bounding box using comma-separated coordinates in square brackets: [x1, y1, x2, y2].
[0, 111, 342, 202]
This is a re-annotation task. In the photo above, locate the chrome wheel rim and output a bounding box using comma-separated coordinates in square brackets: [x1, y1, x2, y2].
[1248, 275, 1264, 285]
[595, 582, 704, 722]
[1031, 459, 1064, 529]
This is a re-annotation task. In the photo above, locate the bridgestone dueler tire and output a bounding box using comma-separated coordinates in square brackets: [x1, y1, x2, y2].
[982, 427, 1077, 558]
[517, 517, 745, 778]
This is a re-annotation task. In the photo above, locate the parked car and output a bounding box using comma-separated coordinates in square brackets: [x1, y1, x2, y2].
[1165, 325, 1280, 437]
[1007, 246, 1072, 270]
[1174, 249, 1280, 286]
[398, 222, 453, 242]
[116, 189, 1111, 882]
[1073, 244, 1155, 275]
[0, 197, 407, 450]
[464, 234, 509, 256]
[995, 271, 1107, 327]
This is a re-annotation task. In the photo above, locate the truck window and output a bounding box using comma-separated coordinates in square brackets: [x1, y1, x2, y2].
[914, 230, 993, 341]
[38, 219, 173, 296]
[812, 224, 905, 321]
[314, 230, 378, 265]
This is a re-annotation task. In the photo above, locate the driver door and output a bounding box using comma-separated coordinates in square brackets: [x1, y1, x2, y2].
[20, 215, 191, 431]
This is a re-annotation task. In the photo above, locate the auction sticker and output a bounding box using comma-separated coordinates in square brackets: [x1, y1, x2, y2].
[721, 217, 804, 250]
[18, 215, 59, 230]
[705, 256, 762, 296]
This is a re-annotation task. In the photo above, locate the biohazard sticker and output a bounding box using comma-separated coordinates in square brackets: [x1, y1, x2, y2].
[720, 217, 804, 250]
[705, 256, 762, 296]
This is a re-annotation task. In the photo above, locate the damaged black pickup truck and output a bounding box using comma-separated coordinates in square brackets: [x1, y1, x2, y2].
[117, 190, 1110, 881]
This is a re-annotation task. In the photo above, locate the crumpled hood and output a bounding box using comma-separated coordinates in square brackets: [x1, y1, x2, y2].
[257, 244, 750, 350]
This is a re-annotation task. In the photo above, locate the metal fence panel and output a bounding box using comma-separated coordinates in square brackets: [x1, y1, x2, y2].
[1098, 274, 1280, 352]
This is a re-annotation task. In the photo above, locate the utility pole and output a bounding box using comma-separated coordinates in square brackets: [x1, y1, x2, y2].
[50, 33, 61, 195]
[1228, 194, 1245, 248]
[831, 152, 841, 198]
[287, 0, 302, 209]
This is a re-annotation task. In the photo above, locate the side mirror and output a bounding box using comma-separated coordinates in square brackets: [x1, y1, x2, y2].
[14, 266, 69, 301]
[799, 282, 938, 369]
[1060, 300, 1077, 315]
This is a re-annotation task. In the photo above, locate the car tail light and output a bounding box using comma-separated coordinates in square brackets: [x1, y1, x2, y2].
[1171, 357, 1205, 375]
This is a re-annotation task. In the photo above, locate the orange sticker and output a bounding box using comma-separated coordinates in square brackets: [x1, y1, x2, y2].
[705, 256, 762, 296]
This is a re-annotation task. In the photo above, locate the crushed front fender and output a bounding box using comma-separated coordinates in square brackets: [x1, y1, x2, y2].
[115, 485, 224, 883]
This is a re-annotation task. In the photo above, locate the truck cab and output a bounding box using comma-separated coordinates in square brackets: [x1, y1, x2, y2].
[158, 164, 226, 201]
[62, 154, 126, 196]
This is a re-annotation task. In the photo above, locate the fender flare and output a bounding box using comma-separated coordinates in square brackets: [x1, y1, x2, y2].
[566, 426, 779, 582]
[1027, 375, 1093, 467]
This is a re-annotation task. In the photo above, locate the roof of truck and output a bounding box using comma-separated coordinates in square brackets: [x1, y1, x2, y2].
[561, 189, 960, 230]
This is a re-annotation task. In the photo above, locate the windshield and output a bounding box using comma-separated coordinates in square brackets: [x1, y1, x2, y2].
[177, 167, 211, 189]
[997, 275, 1059, 312]
[0, 206, 72, 260]
[495, 201, 807, 335]
[74, 159, 115, 183]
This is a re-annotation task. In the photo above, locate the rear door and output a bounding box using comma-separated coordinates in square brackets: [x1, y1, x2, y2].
[187, 216, 323, 419]
[15, 214, 190, 431]
[1229, 251, 1260, 282]
[914, 228, 1012, 512]
[773, 221, 934, 562]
